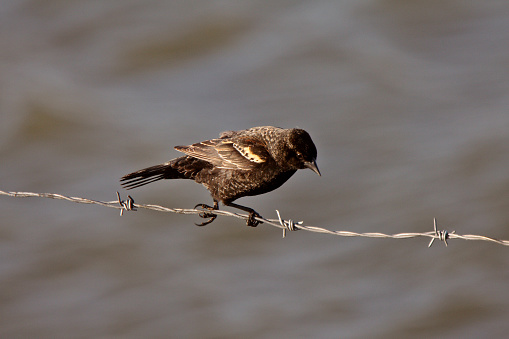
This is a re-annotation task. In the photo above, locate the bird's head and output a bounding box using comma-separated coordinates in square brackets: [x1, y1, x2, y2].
[286, 128, 321, 176]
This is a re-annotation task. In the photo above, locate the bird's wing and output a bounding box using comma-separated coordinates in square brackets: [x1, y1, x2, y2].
[174, 138, 269, 170]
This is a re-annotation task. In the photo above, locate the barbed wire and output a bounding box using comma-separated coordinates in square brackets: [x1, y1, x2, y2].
[1, 190, 508, 247]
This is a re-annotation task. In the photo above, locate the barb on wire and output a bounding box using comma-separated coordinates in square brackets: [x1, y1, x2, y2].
[428, 218, 455, 247]
[116, 191, 136, 216]
[276, 209, 302, 238]
[1, 190, 509, 247]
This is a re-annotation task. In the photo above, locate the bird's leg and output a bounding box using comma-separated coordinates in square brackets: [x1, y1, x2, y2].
[225, 202, 263, 227]
[194, 200, 219, 226]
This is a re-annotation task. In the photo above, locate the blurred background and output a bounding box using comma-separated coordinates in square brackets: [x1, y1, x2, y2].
[1, 1, 509, 338]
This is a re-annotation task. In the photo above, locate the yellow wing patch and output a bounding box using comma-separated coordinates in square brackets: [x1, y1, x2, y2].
[233, 144, 266, 163]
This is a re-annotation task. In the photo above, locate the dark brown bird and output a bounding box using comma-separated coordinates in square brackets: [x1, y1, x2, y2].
[120, 126, 320, 226]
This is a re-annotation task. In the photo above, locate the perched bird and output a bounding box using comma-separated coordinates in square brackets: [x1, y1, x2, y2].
[120, 126, 320, 226]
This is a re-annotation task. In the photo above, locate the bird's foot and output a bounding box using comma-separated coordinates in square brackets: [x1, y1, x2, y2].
[246, 211, 263, 227]
[194, 203, 218, 226]
[224, 202, 263, 227]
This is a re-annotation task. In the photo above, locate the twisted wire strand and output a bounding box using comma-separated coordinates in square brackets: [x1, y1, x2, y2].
[1, 190, 508, 247]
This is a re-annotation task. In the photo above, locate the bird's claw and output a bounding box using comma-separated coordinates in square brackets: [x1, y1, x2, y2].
[194, 203, 218, 226]
[246, 211, 262, 227]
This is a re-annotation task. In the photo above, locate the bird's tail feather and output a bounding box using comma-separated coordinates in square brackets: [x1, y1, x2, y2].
[120, 162, 184, 189]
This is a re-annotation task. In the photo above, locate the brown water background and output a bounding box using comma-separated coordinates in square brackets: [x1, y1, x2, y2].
[1, 1, 509, 338]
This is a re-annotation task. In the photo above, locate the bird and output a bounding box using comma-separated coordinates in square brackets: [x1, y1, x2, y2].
[120, 126, 320, 227]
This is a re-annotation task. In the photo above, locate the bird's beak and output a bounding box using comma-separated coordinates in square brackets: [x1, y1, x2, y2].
[305, 160, 321, 176]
